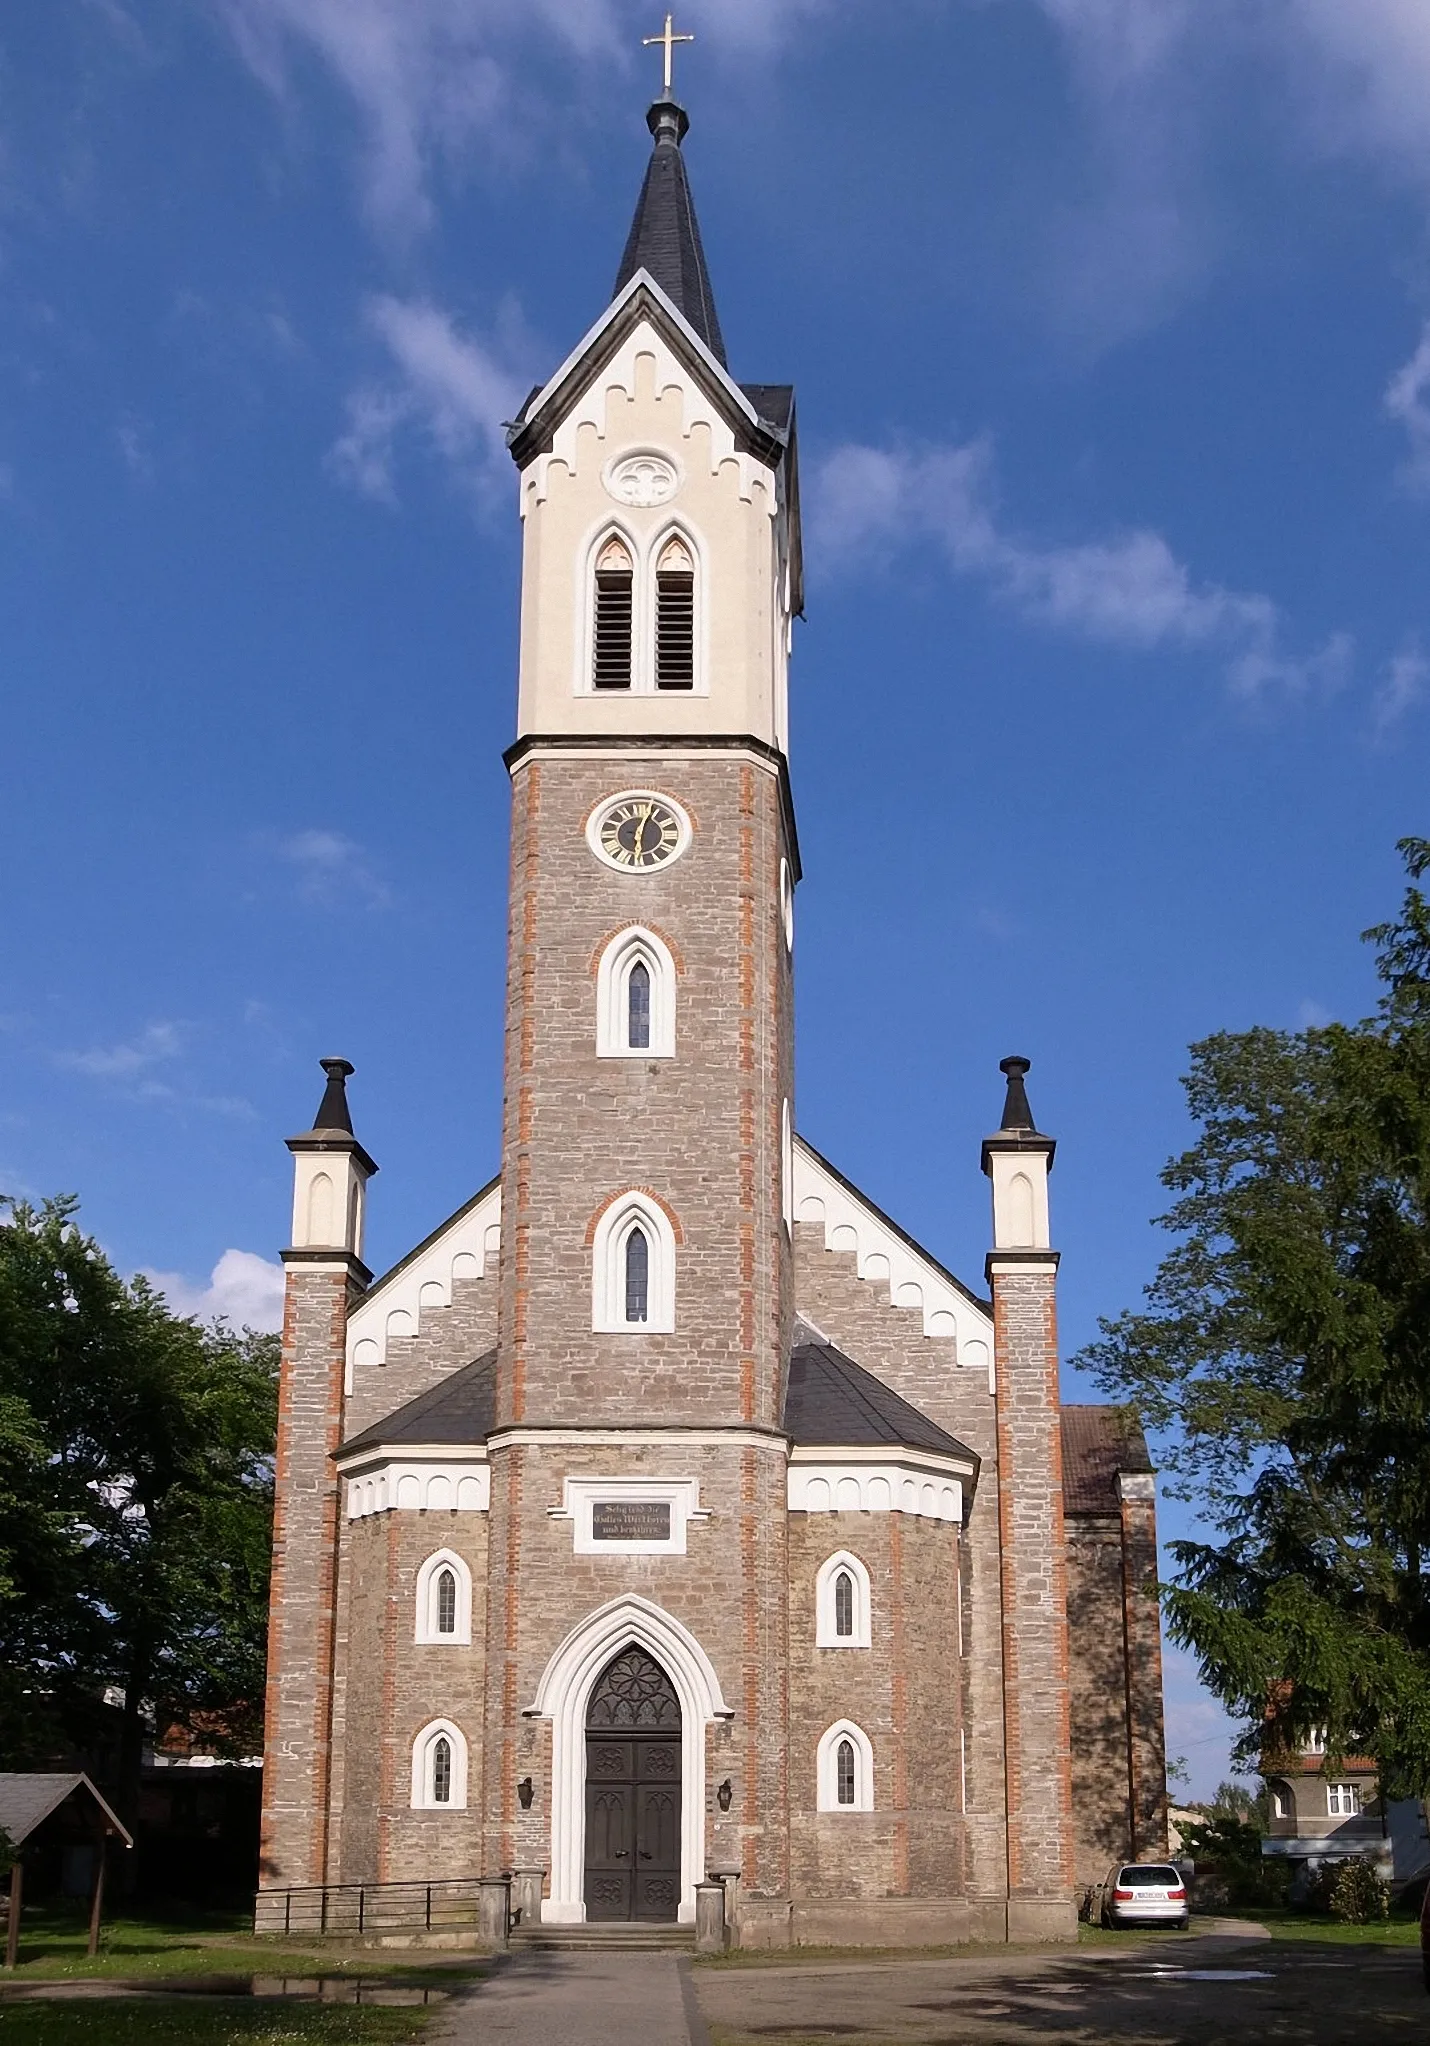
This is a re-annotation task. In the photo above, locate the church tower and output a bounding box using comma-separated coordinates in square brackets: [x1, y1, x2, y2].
[481, 84, 801, 1920]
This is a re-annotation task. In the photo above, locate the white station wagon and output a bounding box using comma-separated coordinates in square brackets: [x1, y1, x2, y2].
[1099, 1862, 1190, 1930]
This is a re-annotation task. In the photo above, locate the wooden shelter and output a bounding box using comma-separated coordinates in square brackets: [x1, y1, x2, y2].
[0, 1773, 133, 1968]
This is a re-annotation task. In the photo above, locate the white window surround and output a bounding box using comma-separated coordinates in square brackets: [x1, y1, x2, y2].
[527, 1592, 732, 1925]
[574, 514, 708, 698]
[596, 926, 677, 1059]
[410, 1718, 468, 1811]
[779, 857, 794, 952]
[815, 1550, 872, 1649]
[549, 1476, 709, 1556]
[817, 1719, 874, 1813]
[592, 1191, 677, 1333]
[414, 1548, 473, 1645]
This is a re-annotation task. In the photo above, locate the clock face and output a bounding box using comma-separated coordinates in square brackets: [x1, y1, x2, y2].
[591, 793, 689, 872]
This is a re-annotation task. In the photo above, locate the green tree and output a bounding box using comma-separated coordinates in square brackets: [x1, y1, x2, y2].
[0, 1196, 278, 1817]
[1079, 839, 1430, 1798]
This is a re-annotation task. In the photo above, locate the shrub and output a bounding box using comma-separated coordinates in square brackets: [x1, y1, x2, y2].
[1327, 1859, 1389, 1924]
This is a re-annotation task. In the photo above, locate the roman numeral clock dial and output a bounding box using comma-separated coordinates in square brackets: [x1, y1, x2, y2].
[589, 792, 691, 873]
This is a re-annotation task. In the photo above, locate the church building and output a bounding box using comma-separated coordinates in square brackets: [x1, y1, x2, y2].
[258, 76, 1169, 1948]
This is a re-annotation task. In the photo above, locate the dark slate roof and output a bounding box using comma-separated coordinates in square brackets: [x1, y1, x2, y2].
[0, 1773, 132, 1849]
[1061, 1405, 1154, 1516]
[614, 99, 726, 366]
[740, 384, 794, 434]
[339, 1351, 497, 1456]
[784, 1330, 977, 1467]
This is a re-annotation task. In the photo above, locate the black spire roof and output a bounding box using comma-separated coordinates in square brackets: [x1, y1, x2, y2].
[312, 1057, 355, 1134]
[613, 97, 726, 366]
[997, 1055, 1038, 1134]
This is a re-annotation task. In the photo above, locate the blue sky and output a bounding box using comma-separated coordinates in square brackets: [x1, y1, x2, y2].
[5, 0, 1430, 1798]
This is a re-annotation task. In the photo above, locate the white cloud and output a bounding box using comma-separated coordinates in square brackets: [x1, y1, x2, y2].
[146, 1248, 285, 1332]
[329, 296, 531, 504]
[274, 827, 391, 908]
[1386, 324, 1430, 491]
[214, 0, 832, 236]
[813, 437, 1350, 696]
[57, 1020, 185, 1080]
[1372, 638, 1428, 735]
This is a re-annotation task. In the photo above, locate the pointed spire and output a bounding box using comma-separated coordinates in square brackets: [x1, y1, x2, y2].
[998, 1056, 1038, 1135]
[613, 97, 727, 365]
[312, 1057, 355, 1135]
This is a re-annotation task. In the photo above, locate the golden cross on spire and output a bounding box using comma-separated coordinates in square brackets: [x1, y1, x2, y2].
[643, 12, 694, 98]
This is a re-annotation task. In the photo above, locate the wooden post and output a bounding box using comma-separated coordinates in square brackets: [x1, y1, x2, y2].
[86, 1833, 107, 1959]
[4, 1857, 22, 1971]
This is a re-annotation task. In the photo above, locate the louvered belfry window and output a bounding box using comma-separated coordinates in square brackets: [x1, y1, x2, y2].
[655, 537, 695, 689]
[593, 537, 634, 688]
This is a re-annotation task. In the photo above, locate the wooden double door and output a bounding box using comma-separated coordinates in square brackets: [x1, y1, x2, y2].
[584, 1735, 681, 1921]
[582, 1646, 683, 1922]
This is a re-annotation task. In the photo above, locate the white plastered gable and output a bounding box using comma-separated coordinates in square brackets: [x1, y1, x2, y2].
[345, 1180, 501, 1390]
[792, 1137, 995, 1385]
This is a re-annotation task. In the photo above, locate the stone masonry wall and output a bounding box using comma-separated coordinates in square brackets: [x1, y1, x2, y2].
[991, 1266, 1076, 1934]
[1066, 1515, 1135, 1890]
[328, 1508, 490, 1884]
[260, 1262, 355, 1895]
[792, 1226, 1006, 1915]
[786, 1510, 962, 1900]
[1120, 1489, 1169, 1862]
[345, 1270, 498, 1440]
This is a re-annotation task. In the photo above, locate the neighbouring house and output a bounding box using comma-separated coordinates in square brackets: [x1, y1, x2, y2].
[1262, 1735, 1430, 1885]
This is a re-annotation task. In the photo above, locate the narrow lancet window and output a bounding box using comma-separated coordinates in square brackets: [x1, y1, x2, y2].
[627, 960, 651, 1049]
[655, 537, 695, 689]
[431, 1736, 452, 1805]
[834, 1570, 854, 1638]
[624, 1227, 649, 1323]
[435, 1568, 457, 1636]
[594, 538, 634, 689]
[836, 1738, 856, 1807]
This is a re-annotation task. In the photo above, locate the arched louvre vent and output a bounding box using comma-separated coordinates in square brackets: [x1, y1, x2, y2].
[655, 538, 695, 690]
[586, 1646, 681, 1730]
[594, 538, 634, 689]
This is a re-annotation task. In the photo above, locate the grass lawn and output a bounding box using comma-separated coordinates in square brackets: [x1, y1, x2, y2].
[0, 1909, 485, 1984]
[0, 2007, 430, 2045]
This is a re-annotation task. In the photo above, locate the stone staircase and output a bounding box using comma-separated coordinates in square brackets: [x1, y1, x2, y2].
[508, 1920, 696, 1954]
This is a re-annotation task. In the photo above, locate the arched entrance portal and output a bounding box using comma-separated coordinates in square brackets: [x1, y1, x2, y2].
[583, 1647, 682, 1922]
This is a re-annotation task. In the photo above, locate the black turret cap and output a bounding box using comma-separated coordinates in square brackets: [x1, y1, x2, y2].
[998, 1055, 1037, 1134]
[313, 1057, 356, 1134]
[613, 97, 727, 365]
[981, 1054, 1054, 1176]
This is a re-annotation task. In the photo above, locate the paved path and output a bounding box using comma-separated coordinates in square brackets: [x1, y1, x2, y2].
[435, 1950, 707, 2046]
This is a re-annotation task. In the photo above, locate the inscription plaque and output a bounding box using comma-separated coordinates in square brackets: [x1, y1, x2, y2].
[591, 1499, 672, 1543]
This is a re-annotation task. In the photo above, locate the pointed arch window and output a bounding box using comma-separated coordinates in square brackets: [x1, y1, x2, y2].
[816, 1719, 874, 1812]
[654, 536, 695, 689]
[624, 1227, 649, 1323]
[595, 926, 677, 1059]
[410, 1718, 469, 1810]
[627, 960, 651, 1049]
[593, 537, 634, 689]
[815, 1550, 872, 1648]
[414, 1548, 473, 1645]
[592, 1191, 677, 1333]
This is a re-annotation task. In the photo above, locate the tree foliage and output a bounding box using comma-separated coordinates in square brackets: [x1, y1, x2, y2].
[0, 1196, 278, 1815]
[1079, 839, 1430, 1797]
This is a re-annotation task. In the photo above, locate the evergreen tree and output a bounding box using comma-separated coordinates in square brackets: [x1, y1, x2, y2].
[1080, 840, 1430, 1797]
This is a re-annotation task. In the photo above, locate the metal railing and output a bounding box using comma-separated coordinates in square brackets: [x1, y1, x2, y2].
[255, 1876, 486, 1938]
